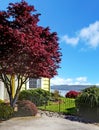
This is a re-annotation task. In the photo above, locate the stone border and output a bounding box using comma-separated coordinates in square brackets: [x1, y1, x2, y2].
[38, 110, 65, 118]
[38, 110, 93, 123]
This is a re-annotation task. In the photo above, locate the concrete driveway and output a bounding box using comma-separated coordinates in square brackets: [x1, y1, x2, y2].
[0, 115, 99, 130]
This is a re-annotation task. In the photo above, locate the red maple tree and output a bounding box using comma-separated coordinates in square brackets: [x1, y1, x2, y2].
[0, 1, 61, 107]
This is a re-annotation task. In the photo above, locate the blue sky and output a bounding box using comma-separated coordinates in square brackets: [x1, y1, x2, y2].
[1, 0, 99, 85]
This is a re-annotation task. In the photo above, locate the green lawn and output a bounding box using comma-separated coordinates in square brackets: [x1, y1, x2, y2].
[38, 98, 76, 115]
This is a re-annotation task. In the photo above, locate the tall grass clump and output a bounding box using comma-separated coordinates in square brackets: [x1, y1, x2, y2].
[75, 86, 99, 122]
[76, 86, 99, 108]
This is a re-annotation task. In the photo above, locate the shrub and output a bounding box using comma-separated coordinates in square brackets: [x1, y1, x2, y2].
[75, 86, 99, 108]
[15, 100, 38, 116]
[18, 88, 50, 106]
[50, 90, 60, 101]
[18, 90, 33, 101]
[34, 88, 50, 101]
[0, 99, 4, 104]
[0, 103, 14, 120]
[65, 90, 80, 98]
[31, 88, 50, 105]
[75, 86, 99, 122]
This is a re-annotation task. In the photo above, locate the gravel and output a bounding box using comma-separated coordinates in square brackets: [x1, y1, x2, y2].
[0, 111, 99, 130]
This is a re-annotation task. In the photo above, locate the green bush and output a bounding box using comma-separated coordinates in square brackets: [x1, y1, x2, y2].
[50, 90, 61, 101]
[0, 99, 4, 104]
[19, 88, 50, 106]
[75, 86, 99, 108]
[18, 90, 33, 101]
[0, 103, 14, 120]
[75, 86, 99, 122]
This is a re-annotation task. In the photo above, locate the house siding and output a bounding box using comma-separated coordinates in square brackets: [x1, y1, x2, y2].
[41, 78, 50, 91]
[0, 80, 9, 100]
[0, 80, 4, 100]
[26, 78, 50, 91]
[0, 77, 50, 100]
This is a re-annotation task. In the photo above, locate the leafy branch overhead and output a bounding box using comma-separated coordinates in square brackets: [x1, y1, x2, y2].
[0, 0, 61, 78]
[0, 0, 61, 107]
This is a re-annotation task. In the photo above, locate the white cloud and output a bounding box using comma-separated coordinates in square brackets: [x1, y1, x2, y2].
[76, 77, 87, 82]
[51, 76, 90, 86]
[61, 35, 79, 46]
[79, 21, 99, 48]
[61, 21, 99, 48]
[95, 83, 99, 86]
[50, 77, 65, 85]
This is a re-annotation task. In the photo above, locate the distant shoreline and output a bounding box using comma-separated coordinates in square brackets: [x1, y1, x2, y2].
[51, 85, 99, 97]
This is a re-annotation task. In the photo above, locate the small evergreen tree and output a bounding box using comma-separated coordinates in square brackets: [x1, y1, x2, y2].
[76, 86, 99, 108]
[75, 86, 99, 122]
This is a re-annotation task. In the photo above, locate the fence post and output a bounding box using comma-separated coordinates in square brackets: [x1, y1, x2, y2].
[58, 99, 61, 113]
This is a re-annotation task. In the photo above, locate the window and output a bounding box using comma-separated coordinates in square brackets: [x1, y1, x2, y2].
[29, 78, 41, 88]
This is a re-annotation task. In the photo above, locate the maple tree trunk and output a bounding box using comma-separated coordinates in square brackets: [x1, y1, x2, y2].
[0, 74, 28, 108]
[9, 90, 19, 108]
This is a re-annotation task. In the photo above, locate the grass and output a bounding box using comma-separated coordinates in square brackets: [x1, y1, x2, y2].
[38, 97, 77, 115]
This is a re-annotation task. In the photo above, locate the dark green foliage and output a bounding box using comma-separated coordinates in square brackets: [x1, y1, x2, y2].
[18, 90, 33, 101]
[83, 85, 99, 94]
[75, 86, 99, 122]
[0, 103, 14, 120]
[75, 86, 99, 108]
[18, 88, 50, 106]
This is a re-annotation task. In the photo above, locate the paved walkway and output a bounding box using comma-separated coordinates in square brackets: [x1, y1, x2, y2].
[0, 115, 99, 130]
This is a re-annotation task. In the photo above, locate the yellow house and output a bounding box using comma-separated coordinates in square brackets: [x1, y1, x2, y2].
[0, 77, 50, 100]
[0, 80, 9, 100]
[26, 77, 50, 91]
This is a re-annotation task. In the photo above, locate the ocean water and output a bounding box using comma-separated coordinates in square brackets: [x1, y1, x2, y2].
[51, 89, 68, 97]
[50, 85, 99, 97]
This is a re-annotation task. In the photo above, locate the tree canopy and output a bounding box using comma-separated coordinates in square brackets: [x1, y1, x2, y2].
[0, 0, 61, 78]
[0, 1, 61, 107]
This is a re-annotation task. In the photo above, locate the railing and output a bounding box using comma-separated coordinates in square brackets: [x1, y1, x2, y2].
[39, 98, 76, 114]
